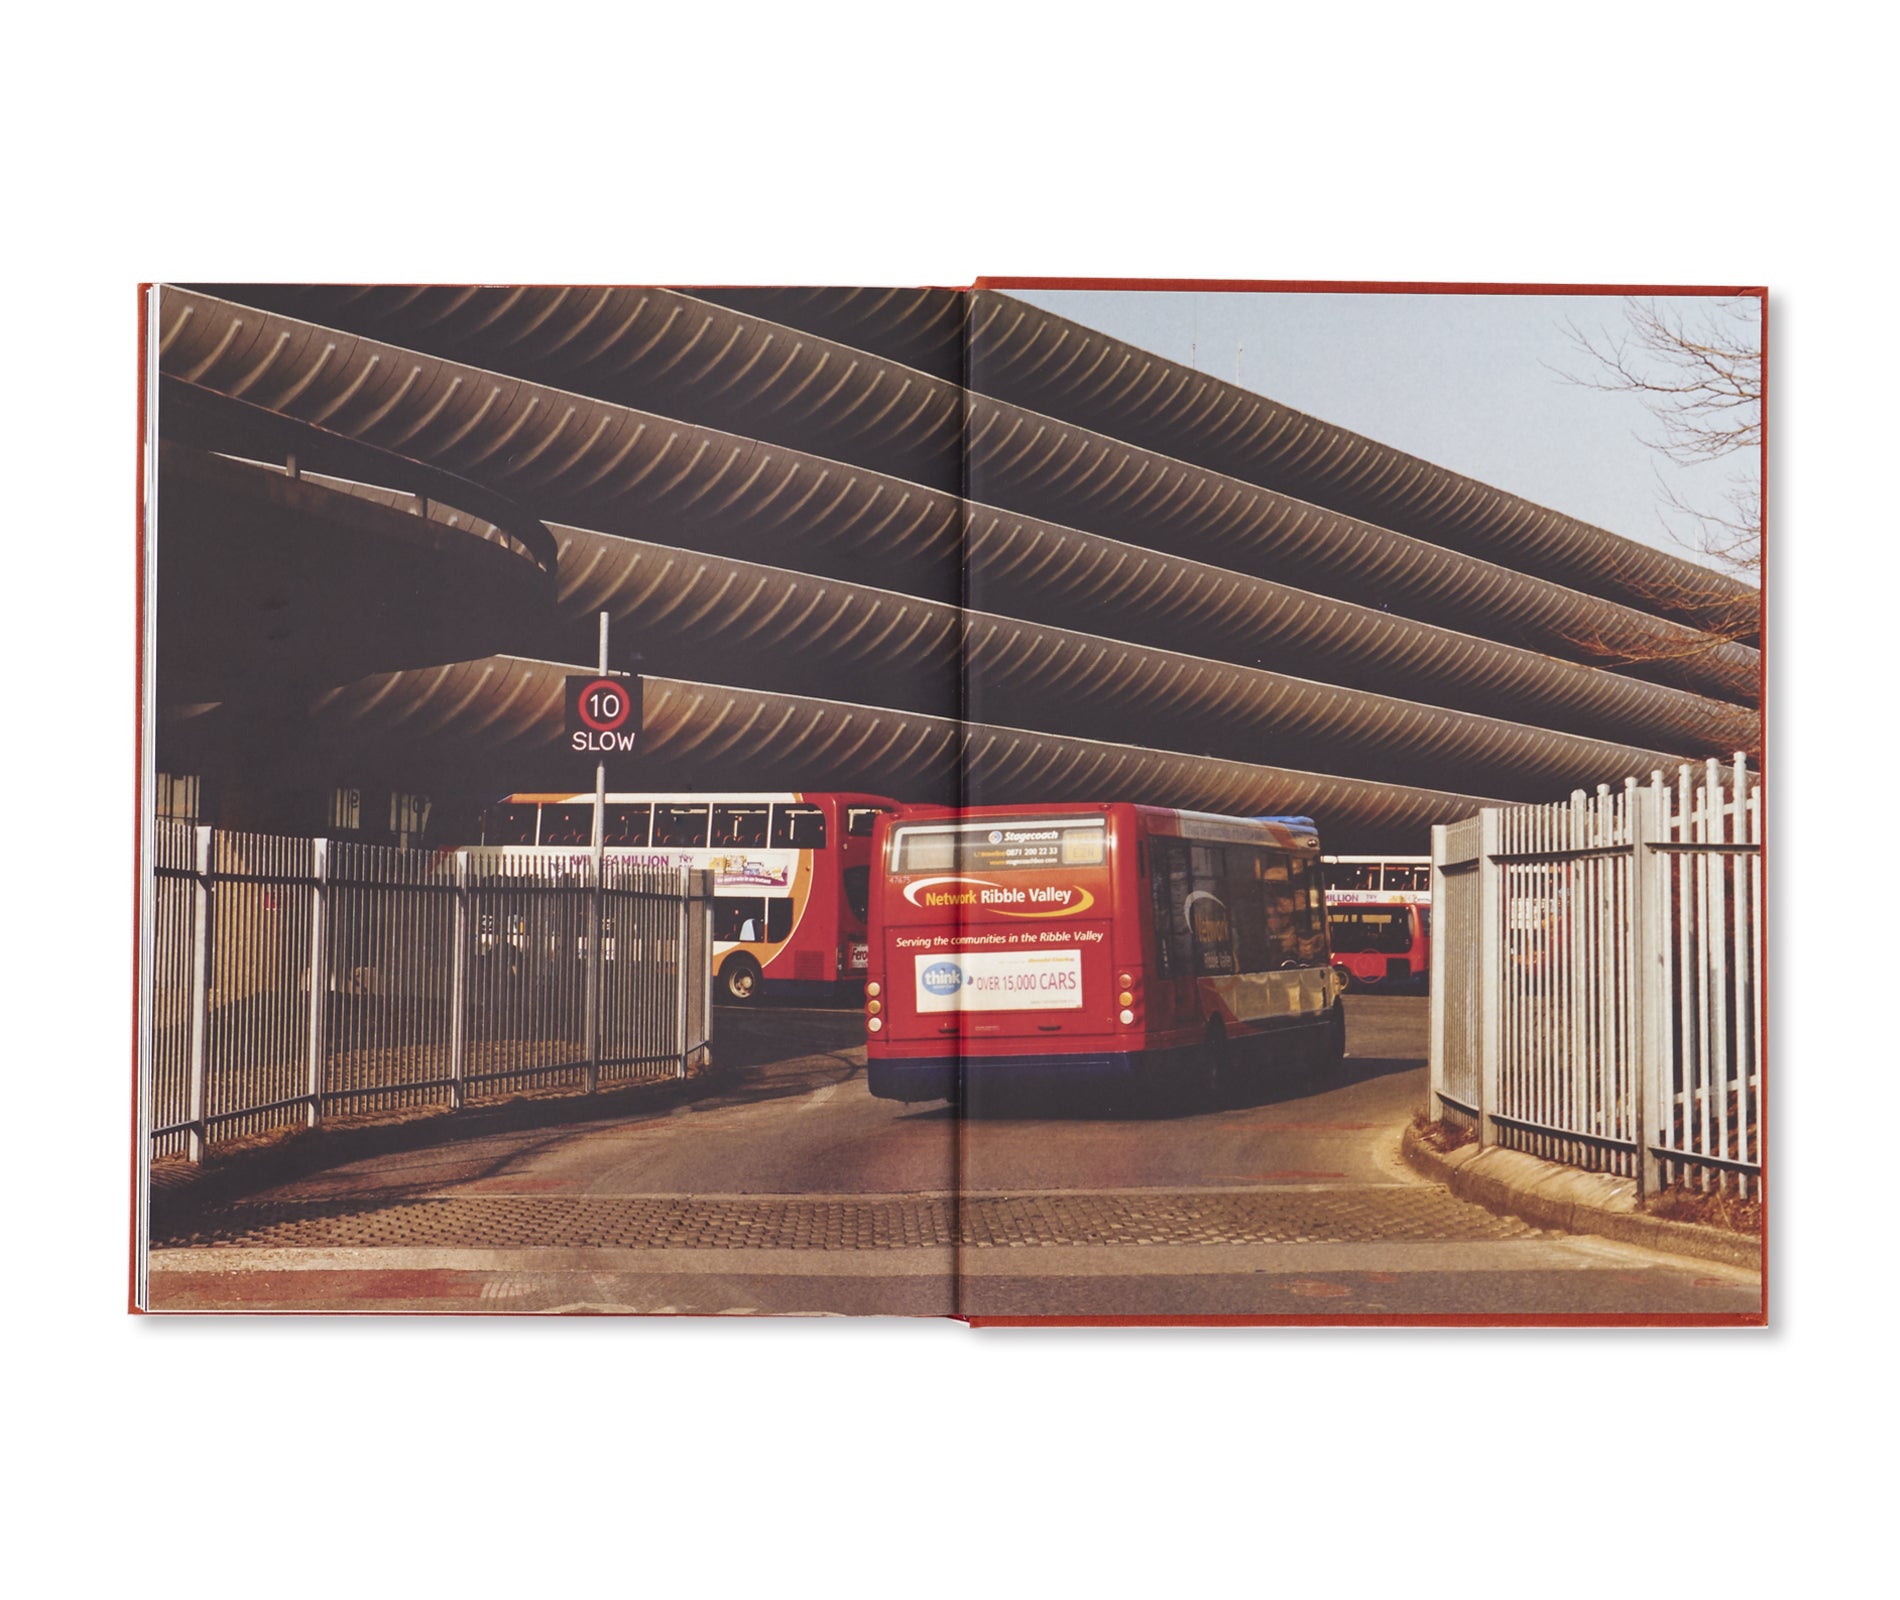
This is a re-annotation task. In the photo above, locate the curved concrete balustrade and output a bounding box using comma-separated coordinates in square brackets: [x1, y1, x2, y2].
[293, 657, 1499, 853]
[700, 284, 1759, 646]
[538, 525, 1709, 800]
[684, 285, 966, 382]
[958, 390, 1759, 705]
[190, 283, 965, 495]
[225, 293, 1758, 755]
[195, 283, 1759, 695]
[158, 288, 1757, 708]
[958, 508, 1759, 758]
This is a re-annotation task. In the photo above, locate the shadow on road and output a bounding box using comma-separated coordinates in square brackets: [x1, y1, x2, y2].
[920, 1049, 1426, 1124]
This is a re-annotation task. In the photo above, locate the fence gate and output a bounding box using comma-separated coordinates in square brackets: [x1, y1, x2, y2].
[1429, 758, 1762, 1199]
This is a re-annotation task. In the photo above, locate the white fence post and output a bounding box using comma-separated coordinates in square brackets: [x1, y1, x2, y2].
[583, 855, 603, 1097]
[305, 837, 330, 1129]
[1428, 822, 1448, 1119]
[676, 866, 692, 1078]
[449, 850, 469, 1111]
[700, 872, 714, 1069]
[1629, 784, 1666, 1200]
[185, 825, 214, 1163]
[1477, 806, 1501, 1148]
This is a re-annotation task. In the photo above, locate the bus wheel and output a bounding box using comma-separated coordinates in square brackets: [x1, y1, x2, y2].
[719, 953, 762, 1005]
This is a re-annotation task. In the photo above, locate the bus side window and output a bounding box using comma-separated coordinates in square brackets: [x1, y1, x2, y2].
[766, 898, 793, 943]
[485, 805, 540, 846]
[605, 804, 652, 847]
[1287, 856, 1326, 962]
[1188, 845, 1236, 976]
[544, 803, 592, 846]
[1229, 848, 1273, 972]
[712, 803, 770, 848]
[1330, 863, 1375, 893]
[715, 897, 766, 943]
[1149, 838, 1192, 980]
[654, 805, 710, 847]
[1259, 850, 1307, 968]
[771, 804, 827, 850]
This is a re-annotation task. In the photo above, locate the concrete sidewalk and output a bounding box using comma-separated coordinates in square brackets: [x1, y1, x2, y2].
[1399, 1124, 1762, 1273]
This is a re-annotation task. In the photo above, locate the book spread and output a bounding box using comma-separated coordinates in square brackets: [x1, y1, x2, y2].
[135, 280, 1766, 1323]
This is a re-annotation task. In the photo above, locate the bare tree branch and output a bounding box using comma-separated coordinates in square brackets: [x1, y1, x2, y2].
[1552, 295, 1763, 577]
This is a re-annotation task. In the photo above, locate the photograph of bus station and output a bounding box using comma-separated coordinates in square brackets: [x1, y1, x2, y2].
[138, 281, 1764, 1321]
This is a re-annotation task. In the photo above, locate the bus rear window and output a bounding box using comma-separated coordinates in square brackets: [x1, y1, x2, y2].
[846, 806, 887, 837]
[891, 820, 1106, 874]
[1328, 909, 1415, 954]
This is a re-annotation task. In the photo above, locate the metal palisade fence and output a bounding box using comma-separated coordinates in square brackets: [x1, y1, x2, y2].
[145, 823, 715, 1161]
[1429, 756, 1761, 1200]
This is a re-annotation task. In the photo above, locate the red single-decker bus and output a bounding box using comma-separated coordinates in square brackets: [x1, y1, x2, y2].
[1327, 901, 1431, 993]
[864, 804, 1346, 1107]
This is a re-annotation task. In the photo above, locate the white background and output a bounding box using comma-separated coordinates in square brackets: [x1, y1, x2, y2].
[2, 3, 1877, 1595]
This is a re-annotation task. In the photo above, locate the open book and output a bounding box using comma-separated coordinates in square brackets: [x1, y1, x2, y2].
[135, 279, 1765, 1323]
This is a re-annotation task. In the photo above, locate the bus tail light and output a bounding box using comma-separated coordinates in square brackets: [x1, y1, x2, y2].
[866, 976, 884, 1035]
[1117, 969, 1142, 1029]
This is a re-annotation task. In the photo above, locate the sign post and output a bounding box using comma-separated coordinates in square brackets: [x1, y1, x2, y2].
[563, 614, 644, 1094]
[588, 615, 606, 1092]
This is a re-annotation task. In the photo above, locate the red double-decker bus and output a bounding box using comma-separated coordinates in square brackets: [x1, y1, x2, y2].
[863, 804, 1346, 1107]
[483, 790, 896, 1002]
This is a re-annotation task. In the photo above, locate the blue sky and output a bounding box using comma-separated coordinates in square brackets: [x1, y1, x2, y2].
[1010, 288, 1759, 574]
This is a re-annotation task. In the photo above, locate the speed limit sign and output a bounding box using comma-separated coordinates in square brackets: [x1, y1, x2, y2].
[565, 674, 643, 754]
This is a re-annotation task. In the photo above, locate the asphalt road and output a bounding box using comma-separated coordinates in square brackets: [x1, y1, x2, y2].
[148, 997, 1762, 1320]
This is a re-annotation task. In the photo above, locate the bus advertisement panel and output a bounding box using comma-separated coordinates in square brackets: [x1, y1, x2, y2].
[864, 804, 1346, 1107]
[484, 791, 895, 1002]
